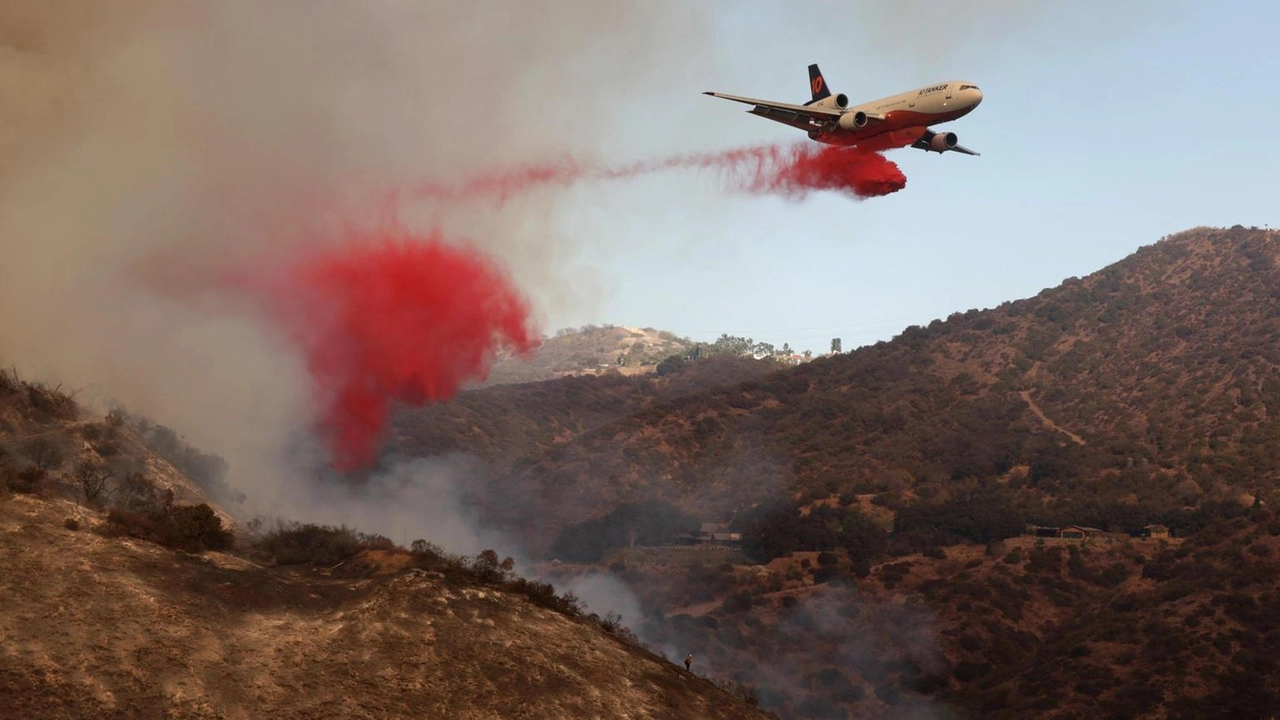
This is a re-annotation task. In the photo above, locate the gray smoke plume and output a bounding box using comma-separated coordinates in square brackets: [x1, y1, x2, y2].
[260, 450, 644, 627]
[0, 0, 715, 506]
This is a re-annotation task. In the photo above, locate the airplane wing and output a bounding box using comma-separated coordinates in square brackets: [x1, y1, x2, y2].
[703, 91, 842, 130]
[912, 128, 981, 156]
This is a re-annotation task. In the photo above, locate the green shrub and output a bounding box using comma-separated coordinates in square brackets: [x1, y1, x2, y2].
[8, 466, 47, 494]
[254, 522, 363, 565]
[107, 503, 232, 553]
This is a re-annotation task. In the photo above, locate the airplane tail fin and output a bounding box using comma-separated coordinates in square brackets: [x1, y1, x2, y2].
[806, 64, 831, 105]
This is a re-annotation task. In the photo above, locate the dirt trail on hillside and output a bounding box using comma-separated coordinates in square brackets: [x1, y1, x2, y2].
[1019, 390, 1086, 446]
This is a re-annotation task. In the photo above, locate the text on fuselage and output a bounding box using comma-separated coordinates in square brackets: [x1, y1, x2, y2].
[918, 84, 948, 96]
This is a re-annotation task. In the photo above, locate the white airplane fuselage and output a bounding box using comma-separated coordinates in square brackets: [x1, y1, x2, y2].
[705, 67, 984, 155]
[810, 81, 983, 148]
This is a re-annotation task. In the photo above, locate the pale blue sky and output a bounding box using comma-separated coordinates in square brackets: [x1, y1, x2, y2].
[547, 1, 1277, 353]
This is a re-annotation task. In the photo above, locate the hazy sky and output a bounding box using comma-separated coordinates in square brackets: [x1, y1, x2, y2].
[545, 0, 1279, 352]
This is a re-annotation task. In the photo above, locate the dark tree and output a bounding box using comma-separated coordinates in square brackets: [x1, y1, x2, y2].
[23, 436, 68, 472]
[656, 354, 688, 377]
[74, 461, 113, 505]
[894, 484, 1025, 544]
[740, 499, 887, 564]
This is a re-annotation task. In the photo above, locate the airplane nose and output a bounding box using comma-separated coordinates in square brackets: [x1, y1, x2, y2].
[971, 88, 983, 106]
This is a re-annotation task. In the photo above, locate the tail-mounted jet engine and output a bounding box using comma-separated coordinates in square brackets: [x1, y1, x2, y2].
[810, 93, 848, 111]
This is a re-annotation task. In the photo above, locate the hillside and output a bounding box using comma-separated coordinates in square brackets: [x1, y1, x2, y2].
[0, 494, 774, 720]
[388, 354, 778, 470]
[484, 325, 696, 385]
[377, 225, 1280, 719]
[9, 225, 1274, 719]
[620, 511, 1280, 719]
[0, 369, 240, 527]
[483, 227, 1280, 551]
[0, 371, 773, 720]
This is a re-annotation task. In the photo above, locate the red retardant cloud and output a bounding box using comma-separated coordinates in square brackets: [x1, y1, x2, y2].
[413, 143, 909, 206]
[735, 145, 907, 199]
[252, 226, 535, 471]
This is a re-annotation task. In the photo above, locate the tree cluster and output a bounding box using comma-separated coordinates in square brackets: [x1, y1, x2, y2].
[738, 498, 887, 565]
[107, 499, 233, 553]
[893, 485, 1026, 546]
[549, 500, 699, 563]
[127, 416, 243, 505]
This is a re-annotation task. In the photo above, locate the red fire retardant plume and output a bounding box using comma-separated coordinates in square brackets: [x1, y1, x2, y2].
[414, 143, 909, 206]
[256, 228, 535, 471]
[732, 145, 907, 199]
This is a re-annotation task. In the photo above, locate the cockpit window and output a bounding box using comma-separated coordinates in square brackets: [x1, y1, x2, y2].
[959, 84, 980, 91]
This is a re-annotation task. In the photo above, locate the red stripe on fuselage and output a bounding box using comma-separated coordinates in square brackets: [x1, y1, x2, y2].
[816, 107, 974, 148]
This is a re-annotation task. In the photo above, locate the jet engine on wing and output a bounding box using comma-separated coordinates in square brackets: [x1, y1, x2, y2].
[838, 111, 869, 131]
[811, 93, 848, 111]
[929, 132, 959, 152]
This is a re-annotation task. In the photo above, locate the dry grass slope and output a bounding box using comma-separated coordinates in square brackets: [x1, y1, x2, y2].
[0, 495, 775, 720]
[0, 367, 773, 719]
[485, 325, 696, 386]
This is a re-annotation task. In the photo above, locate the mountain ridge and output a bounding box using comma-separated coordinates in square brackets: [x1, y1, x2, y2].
[444, 226, 1280, 553]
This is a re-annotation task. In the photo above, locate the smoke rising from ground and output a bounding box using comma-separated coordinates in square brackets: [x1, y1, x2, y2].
[270, 452, 644, 630]
[642, 585, 954, 719]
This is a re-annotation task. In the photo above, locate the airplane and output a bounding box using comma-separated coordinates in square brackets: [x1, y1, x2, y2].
[704, 63, 983, 156]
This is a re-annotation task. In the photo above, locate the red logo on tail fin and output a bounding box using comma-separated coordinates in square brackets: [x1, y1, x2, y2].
[811, 76, 825, 94]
